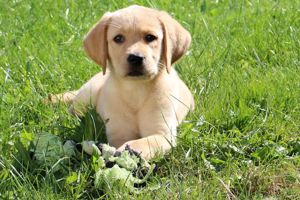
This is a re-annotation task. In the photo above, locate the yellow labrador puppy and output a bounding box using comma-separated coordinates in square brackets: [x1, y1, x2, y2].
[50, 5, 194, 159]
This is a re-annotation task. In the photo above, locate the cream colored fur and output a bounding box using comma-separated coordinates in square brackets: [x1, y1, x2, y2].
[49, 5, 194, 160]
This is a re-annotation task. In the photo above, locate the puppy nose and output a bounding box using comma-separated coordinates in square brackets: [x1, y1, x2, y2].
[127, 54, 144, 67]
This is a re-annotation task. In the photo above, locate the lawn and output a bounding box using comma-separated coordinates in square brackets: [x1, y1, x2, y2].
[0, 0, 299, 199]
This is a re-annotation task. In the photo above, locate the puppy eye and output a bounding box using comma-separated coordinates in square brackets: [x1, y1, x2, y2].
[144, 34, 157, 43]
[113, 34, 125, 44]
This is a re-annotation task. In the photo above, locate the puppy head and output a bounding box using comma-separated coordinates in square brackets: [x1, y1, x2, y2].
[83, 5, 191, 79]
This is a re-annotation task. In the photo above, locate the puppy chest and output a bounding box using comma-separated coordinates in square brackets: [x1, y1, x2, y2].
[96, 98, 140, 139]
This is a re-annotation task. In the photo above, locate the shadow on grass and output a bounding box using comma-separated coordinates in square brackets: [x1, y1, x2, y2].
[64, 107, 107, 143]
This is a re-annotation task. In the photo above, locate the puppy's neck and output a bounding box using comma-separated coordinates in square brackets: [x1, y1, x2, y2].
[109, 76, 150, 112]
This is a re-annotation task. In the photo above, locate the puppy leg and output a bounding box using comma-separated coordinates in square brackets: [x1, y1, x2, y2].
[45, 72, 106, 116]
[117, 134, 175, 160]
[46, 90, 79, 104]
[69, 72, 106, 115]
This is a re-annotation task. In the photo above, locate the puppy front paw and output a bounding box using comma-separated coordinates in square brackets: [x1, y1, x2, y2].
[117, 141, 150, 160]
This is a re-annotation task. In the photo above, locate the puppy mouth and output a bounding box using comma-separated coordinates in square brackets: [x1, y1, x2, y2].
[127, 71, 144, 77]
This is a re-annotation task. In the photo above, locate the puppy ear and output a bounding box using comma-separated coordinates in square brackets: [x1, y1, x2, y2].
[159, 12, 191, 73]
[83, 12, 112, 75]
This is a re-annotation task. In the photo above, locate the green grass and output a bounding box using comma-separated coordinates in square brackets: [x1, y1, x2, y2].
[1, 0, 299, 199]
